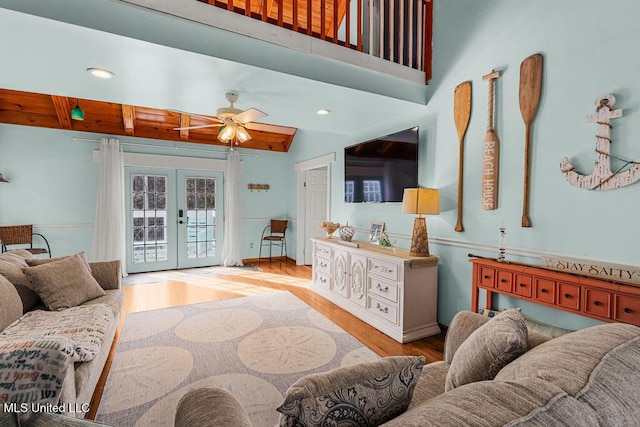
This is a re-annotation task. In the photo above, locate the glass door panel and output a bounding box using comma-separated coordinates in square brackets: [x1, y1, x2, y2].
[126, 168, 177, 273]
[177, 170, 223, 268]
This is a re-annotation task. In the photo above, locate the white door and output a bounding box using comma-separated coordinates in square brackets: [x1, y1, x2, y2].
[304, 168, 328, 265]
[126, 167, 223, 273]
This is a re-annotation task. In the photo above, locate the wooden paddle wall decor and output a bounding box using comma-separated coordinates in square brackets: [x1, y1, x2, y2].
[482, 70, 501, 210]
[454, 81, 472, 232]
[560, 94, 640, 190]
[519, 53, 544, 227]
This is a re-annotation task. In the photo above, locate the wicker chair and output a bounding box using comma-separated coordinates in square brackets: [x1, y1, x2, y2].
[0, 225, 51, 257]
[258, 219, 288, 268]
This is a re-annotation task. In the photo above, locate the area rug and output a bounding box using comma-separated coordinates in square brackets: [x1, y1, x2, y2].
[95, 292, 379, 427]
[122, 263, 261, 286]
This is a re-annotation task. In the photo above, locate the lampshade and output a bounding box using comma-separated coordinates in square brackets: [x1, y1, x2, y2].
[217, 122, 236, 142]
[236, 125, 252, 143]
[71, 101, 85, 121]
[401, 188, 440, 215]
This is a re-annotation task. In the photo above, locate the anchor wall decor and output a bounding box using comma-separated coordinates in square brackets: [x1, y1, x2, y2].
[560, 94, 640, 190]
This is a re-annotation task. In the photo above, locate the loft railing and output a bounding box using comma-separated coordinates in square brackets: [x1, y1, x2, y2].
[198, 0, 433, 81]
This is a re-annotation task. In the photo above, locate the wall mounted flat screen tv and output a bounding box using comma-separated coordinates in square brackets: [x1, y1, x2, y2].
[344, 127, 419, 203]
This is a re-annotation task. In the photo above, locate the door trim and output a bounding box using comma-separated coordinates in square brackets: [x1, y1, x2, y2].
[295, 153, 335, 265]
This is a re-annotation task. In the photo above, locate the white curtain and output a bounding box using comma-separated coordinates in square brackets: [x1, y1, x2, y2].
[220, 150, 243, 266]
[91, 138, 127, 276]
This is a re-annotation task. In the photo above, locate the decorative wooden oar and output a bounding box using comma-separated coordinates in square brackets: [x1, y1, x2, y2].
[482, 70, 500, 210]
[454, 81, 472, 232]
[519, 54, 543, 227]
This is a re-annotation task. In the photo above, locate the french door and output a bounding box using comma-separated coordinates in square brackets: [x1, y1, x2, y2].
[125, 167, 224, 273]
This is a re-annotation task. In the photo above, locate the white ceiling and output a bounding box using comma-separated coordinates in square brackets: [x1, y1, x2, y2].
[0, 4, 429, 138]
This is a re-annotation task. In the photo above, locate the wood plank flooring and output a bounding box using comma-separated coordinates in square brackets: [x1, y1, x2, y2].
[87, 261, 445, 419]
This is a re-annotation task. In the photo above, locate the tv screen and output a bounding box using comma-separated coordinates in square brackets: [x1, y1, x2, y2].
[344, 127, 419, 203]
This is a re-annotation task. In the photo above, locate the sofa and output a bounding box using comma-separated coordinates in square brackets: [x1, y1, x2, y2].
[175, 309, 640, 426]
[0, 249, 123, 420]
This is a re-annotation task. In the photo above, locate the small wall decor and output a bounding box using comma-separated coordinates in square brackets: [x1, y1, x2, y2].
[560, 94, 640, 190]
[369, 221, 385, 244]
[453, 81, 472, 232]
[541, 255, 640, 286]
[482, 70, 501, 210]
[519, 53, 544, 228]
[247, 183, 270, 192]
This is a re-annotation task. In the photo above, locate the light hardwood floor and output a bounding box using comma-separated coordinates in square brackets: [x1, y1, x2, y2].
[87, 260, 445, 419]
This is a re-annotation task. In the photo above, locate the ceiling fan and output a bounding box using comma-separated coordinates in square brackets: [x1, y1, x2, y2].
[173, 92, 296, 145]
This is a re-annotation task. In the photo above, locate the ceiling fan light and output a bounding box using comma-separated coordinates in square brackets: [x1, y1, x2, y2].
[218, 123, 235, 142]
[236, 126, 251, 143]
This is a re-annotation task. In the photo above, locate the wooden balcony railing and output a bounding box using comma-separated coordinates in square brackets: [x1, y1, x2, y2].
[199, 0, 433, 82]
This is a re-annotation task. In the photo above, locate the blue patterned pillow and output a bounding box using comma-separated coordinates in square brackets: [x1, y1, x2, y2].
[277, 356, 425, 426]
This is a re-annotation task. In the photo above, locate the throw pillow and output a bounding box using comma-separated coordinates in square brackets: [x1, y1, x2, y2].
[23, 253, 105, 311]
[277, 356, 425, 427]
[0, 258, 43, 312]
[445, 309, 528, 392]
[25, 251, 92, 272]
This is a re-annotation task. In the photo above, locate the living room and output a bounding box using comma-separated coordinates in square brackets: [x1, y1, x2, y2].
[2, 0, 640, 425]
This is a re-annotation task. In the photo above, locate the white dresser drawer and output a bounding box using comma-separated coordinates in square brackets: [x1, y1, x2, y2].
[368, 295, 398, 325]
[368, 277, 399, 303]
[314, 243, 332, 260]
[368, 257, 400, 282]
[314, 271, 331, 290]
[314, 257, 331, 275]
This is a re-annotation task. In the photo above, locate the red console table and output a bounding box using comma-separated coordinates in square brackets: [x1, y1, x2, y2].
[470, 257, 640, 327]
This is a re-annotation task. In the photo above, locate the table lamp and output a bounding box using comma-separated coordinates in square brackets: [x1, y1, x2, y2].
[401, 188, 440, 256]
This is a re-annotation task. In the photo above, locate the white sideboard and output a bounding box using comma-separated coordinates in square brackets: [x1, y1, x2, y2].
[310, 237, 440, 343]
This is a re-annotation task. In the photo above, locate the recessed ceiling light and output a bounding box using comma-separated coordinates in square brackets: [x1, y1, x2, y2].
[316, 109, 331, 116]
[87, 68, 115, 79]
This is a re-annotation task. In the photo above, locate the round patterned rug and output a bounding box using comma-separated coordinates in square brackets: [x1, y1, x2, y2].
[95, 291, 379, 427]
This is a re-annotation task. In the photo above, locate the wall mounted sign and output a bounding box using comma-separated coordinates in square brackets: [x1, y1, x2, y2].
[541, 255, 640, 286]
[482, 70, 501, 210]
[560, 94, 640, 190]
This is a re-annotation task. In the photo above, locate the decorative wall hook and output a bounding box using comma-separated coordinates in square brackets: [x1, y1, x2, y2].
[247, 183, 270, 192]
[560, 94, 640, 190]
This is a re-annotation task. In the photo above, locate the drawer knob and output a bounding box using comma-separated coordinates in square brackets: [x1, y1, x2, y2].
[564, 293, 571, 299]
[519, 283, 526, 288]
[484, 275, 490, 279]
[541, 288, 549, 294]
[376, 284, 389, 292]
[500, 279, 507, 283]
[624, 308, 633, 314]
[376, 303, 389, 314]
[594, 301, 602, 306]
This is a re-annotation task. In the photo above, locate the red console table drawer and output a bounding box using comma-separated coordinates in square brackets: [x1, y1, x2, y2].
[558, 282, 581, 311]
[585, 288, 612, 319]
[479, 266, 495, 288]
[615, 295, 640, 326]
[534, 278, 556, 304]
[514, 274, 532, 298]
[496, 270, 513, 293]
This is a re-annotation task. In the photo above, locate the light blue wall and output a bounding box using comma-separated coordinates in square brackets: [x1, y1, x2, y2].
[0, 124, 291, 265]
[290, 0, 640, 330]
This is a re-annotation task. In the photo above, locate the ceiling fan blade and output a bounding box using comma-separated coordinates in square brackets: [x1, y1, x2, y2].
[169, 109, 223, 123]
[234, 108, 268, 124]
[173, 124, 220, 131]
[245, 122, 297, 135]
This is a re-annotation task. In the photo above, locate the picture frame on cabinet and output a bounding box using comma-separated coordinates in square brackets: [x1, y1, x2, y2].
[369, 221, 385, 244]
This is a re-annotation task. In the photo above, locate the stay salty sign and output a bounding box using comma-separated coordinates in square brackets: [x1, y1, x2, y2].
[540, 255, 640, 286]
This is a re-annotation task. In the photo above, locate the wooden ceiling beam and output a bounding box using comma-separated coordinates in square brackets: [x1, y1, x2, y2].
[179, 114, 190, 141]
[122, 104, 135, 136]
[50, 95, 73, 130]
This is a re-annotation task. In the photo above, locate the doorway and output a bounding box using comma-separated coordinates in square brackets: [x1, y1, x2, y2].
[125, 167, 224, 273]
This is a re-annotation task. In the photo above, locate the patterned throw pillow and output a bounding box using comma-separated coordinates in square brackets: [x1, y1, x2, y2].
[445, 309, 528, 392]
[277, 356, 425, 427]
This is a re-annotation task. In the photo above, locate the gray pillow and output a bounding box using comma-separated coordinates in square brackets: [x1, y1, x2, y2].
[23, 253, 105, 311]
[0, 258, 43, 313]
[0, 275, 23, 330]
[277, 356, 424, 426]
[445, 309, 528, 392]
